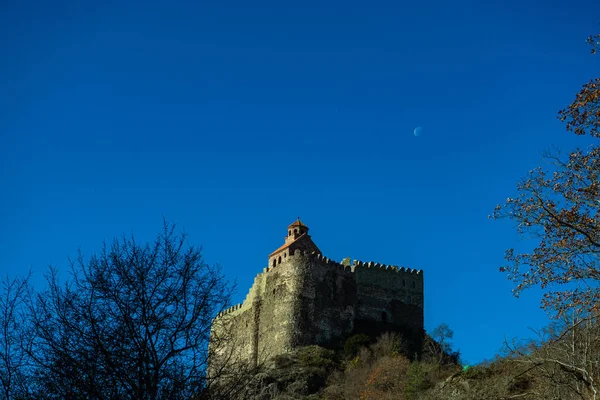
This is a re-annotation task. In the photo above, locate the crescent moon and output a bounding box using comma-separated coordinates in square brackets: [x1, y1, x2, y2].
[414, 127, 422, 137]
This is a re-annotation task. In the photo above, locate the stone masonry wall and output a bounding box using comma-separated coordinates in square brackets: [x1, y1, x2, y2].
[210, 252, 424, 370]
[293, 253, 357, 348]
[352, 261, 424, 339]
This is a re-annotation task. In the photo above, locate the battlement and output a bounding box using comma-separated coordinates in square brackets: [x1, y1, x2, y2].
[214, 252, 423, 324]
[264, 249, 354, 274]
[264, 249, 425, 278]
[216, 302, 245, 318]
[351, 260, 423, 277]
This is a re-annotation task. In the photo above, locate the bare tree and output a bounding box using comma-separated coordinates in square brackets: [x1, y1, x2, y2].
[0, 273, 32, 400]
[504, 313, 600, 400]
[423, 323, 458, 369]
[26, 221, 234, 400]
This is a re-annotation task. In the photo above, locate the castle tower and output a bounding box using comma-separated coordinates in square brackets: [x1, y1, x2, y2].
[286, 218, 309, 243]
[268, 218, 321, 268]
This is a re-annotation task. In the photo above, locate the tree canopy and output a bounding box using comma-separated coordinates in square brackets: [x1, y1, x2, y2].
[492, 33, 600, 318]
[22, 221, 233, 399]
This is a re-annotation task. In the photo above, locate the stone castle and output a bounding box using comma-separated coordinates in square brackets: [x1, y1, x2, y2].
[210, 219, 424, 368]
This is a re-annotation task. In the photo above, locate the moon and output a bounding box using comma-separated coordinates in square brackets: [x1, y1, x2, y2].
[413, 126, 423, 137]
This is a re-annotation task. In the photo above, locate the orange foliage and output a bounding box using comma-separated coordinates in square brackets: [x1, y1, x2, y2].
[493, 31, 600, 318]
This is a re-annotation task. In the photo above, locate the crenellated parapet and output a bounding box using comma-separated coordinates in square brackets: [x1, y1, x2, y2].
[214, 250, 356, 323]
[216, 302, 245, 318]
[213, 252, 424, 324]
[308, 251, 355, 273]
[350, 259, 424, 309]
[350, 260, 423, 277]
[263, 249, 354, 274]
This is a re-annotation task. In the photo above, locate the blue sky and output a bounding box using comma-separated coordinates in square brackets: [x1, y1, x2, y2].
[1, 0, 599, 364]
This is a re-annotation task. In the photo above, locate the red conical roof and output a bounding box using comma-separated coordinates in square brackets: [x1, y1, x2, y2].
[288, 217, 307, 229]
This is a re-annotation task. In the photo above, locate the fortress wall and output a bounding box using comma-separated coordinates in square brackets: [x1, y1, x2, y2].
[293, 252, 356, 348]
[210, 271, 268, 369]
[211, 253, 306, 368]
[208, 307, 254, 375]
[210, 250, 425, 369]
[352, 261, 424, 334]
[212, 250, 358, 367]
[254, 255, 305, 363]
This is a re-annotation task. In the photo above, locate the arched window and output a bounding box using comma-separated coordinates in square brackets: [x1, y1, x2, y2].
[278, 256, 282, 264]
[272, 259, 276, 268]
[288, 230, 291, 236]
[284, 253, 287, 258]
[382, 312, 388, 323]
[294, 229, 298, 234]
[402, 279, 406, 287]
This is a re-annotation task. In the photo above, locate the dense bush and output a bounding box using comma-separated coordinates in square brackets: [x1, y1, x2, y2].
[344, 334, 371, 358]
[404, 362, 431, 400]
[297, 346, 339, 370]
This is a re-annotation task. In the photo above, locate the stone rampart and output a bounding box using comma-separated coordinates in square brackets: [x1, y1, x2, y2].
[211, 250, 424, 370]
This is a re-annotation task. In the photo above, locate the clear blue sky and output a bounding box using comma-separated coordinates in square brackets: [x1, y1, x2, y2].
[1, 0, 599, 364]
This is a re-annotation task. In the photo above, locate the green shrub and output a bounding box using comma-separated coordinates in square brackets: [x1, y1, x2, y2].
[461, 365, 492, 380]
[371, 332, 405, 358]
[296, 345, 338, 370]
[344, 334, 371, 358]
[273, 353, 296, 369]
[404, 361, 431, 400]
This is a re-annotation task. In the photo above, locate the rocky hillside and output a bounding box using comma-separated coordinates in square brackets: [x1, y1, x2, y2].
[219, 324, 599, 400]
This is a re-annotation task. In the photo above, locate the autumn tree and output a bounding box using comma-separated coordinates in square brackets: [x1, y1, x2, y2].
[26, 221, 234, 400]
[492, 32, 600, 318]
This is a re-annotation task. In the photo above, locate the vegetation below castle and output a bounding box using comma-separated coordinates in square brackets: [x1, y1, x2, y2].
[230, 322, 600, 400]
